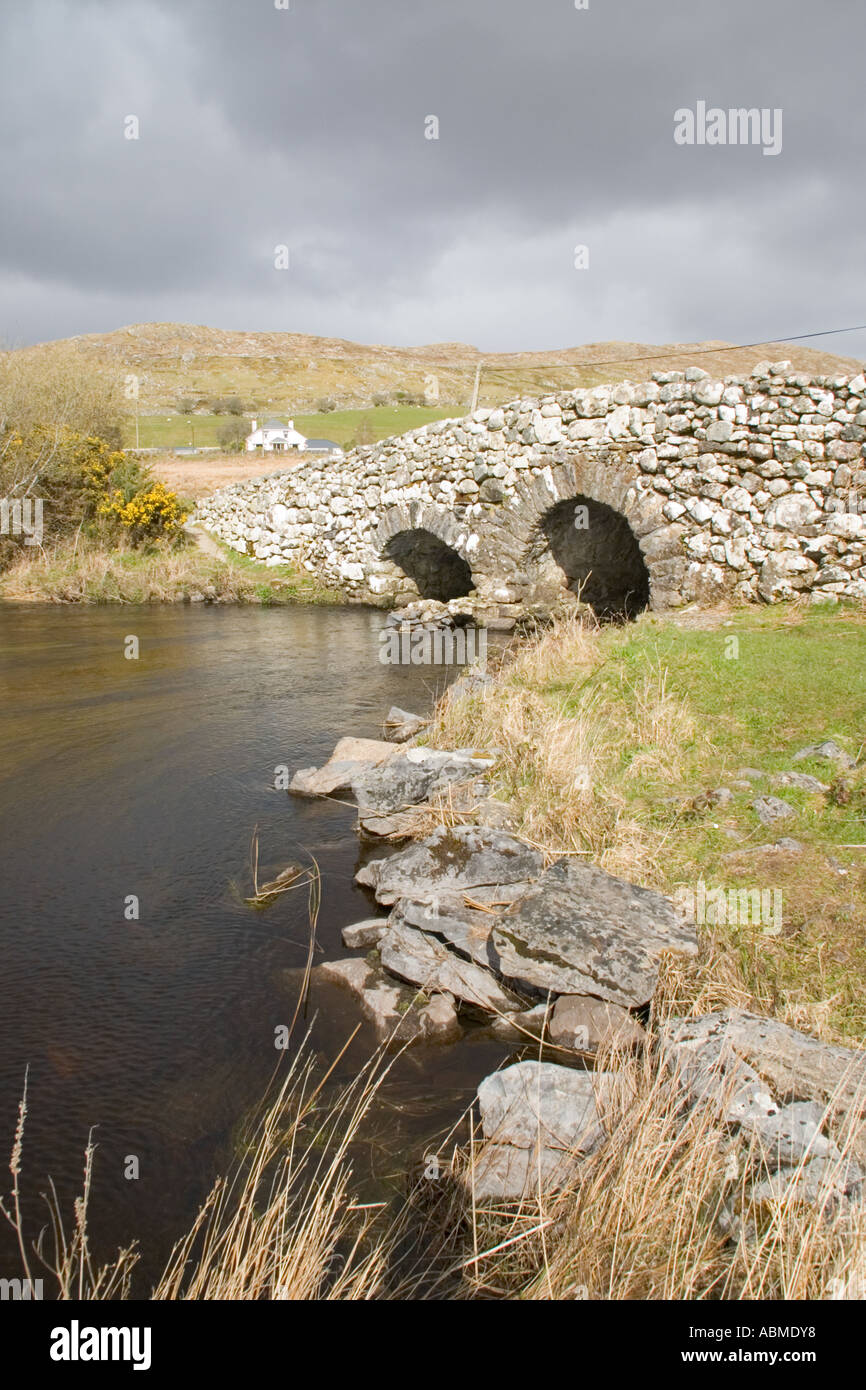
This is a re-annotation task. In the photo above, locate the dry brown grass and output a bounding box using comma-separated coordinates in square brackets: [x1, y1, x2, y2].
[5, 1021, 863, 1301]
[452, 1039, 865, 1302]
[429, 614, 707, 876]
[151, 452, 301, 502]
[2, 1043, 403, 1301]
[0, 535, 340, 605]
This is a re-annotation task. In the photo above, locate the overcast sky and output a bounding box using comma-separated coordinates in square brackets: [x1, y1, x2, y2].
[1, 0, 864, 358]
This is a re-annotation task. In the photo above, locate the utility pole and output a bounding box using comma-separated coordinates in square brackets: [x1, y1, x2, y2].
[471, 360, 484, 413]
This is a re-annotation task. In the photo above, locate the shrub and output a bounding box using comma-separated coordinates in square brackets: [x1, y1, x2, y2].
[315, 397, 336, 414]
[217, 418, 249, 452]
[177, 398, 195, 415]
[0, 423, 187, 565]
[99, 480, 187, 543]
[0, 342, 126, 451]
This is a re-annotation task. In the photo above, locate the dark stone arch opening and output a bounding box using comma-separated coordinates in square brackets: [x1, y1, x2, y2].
[384, 528, 474, 601]
[538, 495, 650, 619]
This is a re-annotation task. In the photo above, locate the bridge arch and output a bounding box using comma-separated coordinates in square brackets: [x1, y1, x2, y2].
[531, 495, 650, 618]
[374, 503, 475, 602]
[499, 451, 682, 616]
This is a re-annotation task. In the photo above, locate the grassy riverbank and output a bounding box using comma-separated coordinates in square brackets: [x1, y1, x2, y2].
[0, 535, 343, 605]
[433, 600, 866, 1043]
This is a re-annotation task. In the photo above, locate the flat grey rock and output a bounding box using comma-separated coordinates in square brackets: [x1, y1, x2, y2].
[468, 1141, 579, 1201]
[751, 1155, 862, 1207]
[771, 771, 830, 793]
[549, 994, 645, 1054]
[391, 895, 499, 969]
[288, 736, 396, 798]
[792, 740, 856, 770]
[290, 759, 368, 798]
[379, 919, 522, 1013]
[340, 917, 389, 949]
[315, 957, 461, 1044]
[351, 757, 440, 813]
[393, 882, 530, 969]
[355, 824, 543, 906]
[357, 808, 424, 841]
[658, 1010, 866, 1140]
[477, 1060, 606, 1153]
[751, 795, 795, 825]
[351, 747, 496, 815]
[739, 1100, 837, 1168]
[492, 858, 696, 1008]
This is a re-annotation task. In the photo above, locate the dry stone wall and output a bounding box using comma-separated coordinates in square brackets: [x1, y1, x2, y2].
[194, 359, 866, 618]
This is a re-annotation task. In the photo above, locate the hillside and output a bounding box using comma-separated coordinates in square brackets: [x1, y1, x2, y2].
[14, 322, 865, 416]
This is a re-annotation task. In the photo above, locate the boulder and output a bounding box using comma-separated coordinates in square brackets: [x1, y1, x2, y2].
[468, 1141, 579, 1202]
[549, 994, 645, 1054]
[658, 1010, 866, 1145]
[355, 824, 543, 906]
[392, 882, 531, 969]
[315, 957, 461, 1043]
[383, 707, 428, 743]
[490, 1003, 551, 1042]
[757, 552, 818, 602]
[477, 1060, 605, 1152]
[351, 747, 496, 816]
[738, 1101, 838, 1168]
[341, 917, 389, 949]
[751, 1156, 862, 1208]
[492, 858, 696, 1008]
[468, 1060, 608, 1200]
[289, 736, 395, 797]
[379, 919, 522, 1013]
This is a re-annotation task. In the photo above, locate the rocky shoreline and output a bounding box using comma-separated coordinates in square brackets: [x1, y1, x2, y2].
[289, 692, 866, 1209]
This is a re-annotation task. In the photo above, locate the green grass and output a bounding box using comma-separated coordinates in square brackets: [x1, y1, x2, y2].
[571, 607, 866, 1038]
[123, 405, 462, 451]
[434, 602, 866, 1040]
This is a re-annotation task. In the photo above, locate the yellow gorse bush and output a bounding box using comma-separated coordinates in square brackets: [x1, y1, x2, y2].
[99, 481, 187, 541]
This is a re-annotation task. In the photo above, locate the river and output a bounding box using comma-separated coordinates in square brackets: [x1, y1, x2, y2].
[0, 604, 510, 1291]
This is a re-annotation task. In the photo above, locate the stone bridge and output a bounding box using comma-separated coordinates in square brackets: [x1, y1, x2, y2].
[194, 360, 866, 621]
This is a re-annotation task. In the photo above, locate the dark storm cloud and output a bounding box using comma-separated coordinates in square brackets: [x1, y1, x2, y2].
[0, 0, 864, 358]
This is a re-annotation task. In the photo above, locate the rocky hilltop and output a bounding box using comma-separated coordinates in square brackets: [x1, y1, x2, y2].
[13, 321, 864, 414]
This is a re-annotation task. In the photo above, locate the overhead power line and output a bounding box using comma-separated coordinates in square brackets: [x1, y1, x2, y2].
[462, 322, 866, 377]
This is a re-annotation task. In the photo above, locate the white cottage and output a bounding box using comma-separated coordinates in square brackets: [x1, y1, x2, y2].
[245, 418, 308, 453]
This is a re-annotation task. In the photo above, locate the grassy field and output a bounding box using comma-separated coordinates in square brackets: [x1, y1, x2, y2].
[432, 601, 866, 1042]
[123, 404, 461, 451]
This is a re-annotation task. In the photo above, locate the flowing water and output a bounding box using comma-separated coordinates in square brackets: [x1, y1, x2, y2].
[0, 604, 510, 1290]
